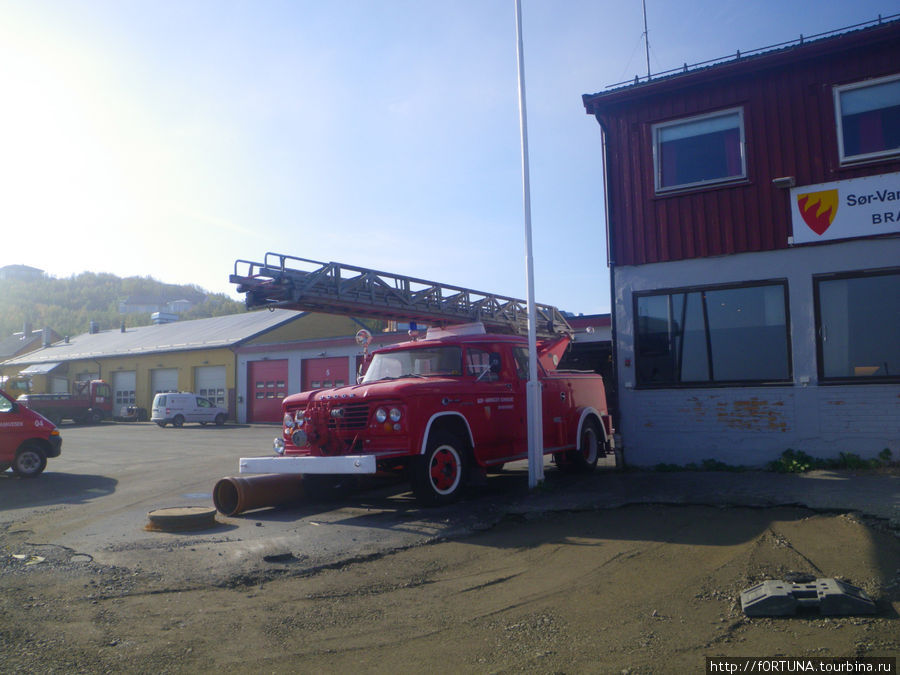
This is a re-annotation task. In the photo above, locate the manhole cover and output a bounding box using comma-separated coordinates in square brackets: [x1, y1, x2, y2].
[146, 506, 218, 532]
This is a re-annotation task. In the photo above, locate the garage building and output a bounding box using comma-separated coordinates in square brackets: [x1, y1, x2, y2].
[0, 310, 368, 423]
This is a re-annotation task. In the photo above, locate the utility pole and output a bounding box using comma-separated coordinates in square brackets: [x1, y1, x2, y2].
[514, 0, 544, 489]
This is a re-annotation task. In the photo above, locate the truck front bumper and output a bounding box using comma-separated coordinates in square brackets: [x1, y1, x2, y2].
[47, 433, 62, 458]
[239, 455, 377, 475]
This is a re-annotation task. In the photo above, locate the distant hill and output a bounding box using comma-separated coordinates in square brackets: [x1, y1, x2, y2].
[0, 271, 245, 341]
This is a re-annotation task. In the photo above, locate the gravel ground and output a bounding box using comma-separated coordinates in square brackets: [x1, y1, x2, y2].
[2, 503, 898, 674]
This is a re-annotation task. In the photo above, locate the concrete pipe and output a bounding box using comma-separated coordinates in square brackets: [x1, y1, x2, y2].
[213, 474, 306, 516]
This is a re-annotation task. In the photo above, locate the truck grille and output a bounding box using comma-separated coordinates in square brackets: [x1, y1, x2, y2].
[326, 402, 369, 432]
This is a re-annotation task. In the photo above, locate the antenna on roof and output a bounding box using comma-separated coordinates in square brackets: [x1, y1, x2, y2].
[642, 0, 651, 80]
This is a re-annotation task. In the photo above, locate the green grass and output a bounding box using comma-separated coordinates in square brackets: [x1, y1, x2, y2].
[651, 448, 894, 474]
[766, 447, 894, 473]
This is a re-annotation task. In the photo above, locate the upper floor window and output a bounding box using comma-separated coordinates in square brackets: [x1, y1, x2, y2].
[653, 108, 746, 193]
[835, 74, 900, 164]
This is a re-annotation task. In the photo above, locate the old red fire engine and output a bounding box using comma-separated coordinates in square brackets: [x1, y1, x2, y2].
[226, 254, 615, 507]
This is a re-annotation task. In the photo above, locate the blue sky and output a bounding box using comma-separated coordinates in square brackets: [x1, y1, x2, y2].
[1, 1, 893, 315]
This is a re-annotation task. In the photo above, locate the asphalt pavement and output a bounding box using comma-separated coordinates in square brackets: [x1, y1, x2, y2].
[1, 423, 897, 587]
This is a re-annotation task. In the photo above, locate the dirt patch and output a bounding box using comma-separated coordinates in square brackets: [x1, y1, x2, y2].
[1, 505, 898, 673]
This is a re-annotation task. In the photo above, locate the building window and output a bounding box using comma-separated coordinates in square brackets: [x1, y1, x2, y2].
[835, 74, 900, 164]
[814, 269, 899, 382]
[115, 390, 136, 406]
[635, 281, 790, 386]
[199, 387, 226, 407]
[653, 108, 745, 193]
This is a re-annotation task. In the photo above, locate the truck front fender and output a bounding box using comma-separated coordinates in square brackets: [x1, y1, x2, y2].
[576, 407, 609, 451]
[419, 412, 474, 455]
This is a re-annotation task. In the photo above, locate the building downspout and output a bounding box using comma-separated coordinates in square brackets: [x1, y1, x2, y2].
[595, 115, 622, 454]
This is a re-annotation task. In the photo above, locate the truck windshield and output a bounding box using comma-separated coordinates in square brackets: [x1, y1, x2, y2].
[362, 346, 462, 383]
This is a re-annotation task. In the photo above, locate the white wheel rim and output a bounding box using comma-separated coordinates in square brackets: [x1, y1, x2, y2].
[429, 445, 462, 495]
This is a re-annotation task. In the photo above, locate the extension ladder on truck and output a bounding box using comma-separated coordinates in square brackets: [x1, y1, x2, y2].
[230, 253, 572, 339]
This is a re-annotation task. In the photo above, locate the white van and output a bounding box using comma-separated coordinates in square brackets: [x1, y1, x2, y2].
[151, 393, 228, 428]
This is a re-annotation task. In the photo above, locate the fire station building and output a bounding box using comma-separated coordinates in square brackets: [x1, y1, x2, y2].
[583, 19, 900, 466]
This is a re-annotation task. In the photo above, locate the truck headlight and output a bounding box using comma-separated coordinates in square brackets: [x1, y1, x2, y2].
[375, 408, 387, 423]
[283, 413, 295, 429]
[389, 407, 402, 422]
[274, 437, 285, 455]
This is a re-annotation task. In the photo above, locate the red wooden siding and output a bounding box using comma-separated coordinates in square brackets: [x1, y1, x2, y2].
[584, 21, 900, 267]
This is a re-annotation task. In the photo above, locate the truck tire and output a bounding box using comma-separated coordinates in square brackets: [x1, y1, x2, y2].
[557, 419, 601, 473]
[173, 414, 185, 428]
[411, 431, 467, 506]
[13, 444, 47, 478]
[214, 413, 226, 426]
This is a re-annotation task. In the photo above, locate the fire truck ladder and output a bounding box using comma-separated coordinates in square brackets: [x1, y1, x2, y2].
[230, 252, 572, 339]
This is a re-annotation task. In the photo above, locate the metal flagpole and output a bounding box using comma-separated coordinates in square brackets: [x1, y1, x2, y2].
[514, 0, 544, 489]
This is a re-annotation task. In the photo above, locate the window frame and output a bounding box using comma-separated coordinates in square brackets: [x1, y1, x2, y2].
[834, 73, 900, 166]
[813, 267, 900, 384]
[633, 279, 793, 389]
[652, 107, 747, 194]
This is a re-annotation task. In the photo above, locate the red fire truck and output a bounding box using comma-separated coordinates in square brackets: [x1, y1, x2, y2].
[228, 254, 615, 506]
[17, 379, 113, 425]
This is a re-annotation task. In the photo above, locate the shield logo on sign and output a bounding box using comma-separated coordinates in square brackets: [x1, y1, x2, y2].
[797, 189, 838, 236]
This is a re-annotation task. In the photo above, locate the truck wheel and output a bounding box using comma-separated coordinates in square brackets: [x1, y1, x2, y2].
[411, 432, 467, 506]
[558, 420, 601, 473]
[214, 413, 226, 426]
[13, 444, 47, 478]
[173, 415, 185, 428]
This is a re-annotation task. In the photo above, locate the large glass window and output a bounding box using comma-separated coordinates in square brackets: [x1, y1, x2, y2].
[815, 269, 899, 382]
[361, 346, 462, 383]
[653, 108, 746, 192]
[635, 281, 790, 386]
[835, 74, 900, 164]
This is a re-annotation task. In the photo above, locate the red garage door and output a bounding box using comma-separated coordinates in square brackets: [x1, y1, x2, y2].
[302, 357, 348, 392]
[248, 360, 288, 423]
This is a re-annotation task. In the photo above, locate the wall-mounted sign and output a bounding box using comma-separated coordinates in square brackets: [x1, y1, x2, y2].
[790, 171, 900, 244]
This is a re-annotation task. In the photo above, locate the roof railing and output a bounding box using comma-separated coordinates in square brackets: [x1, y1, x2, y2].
[606, 12, 900, 90]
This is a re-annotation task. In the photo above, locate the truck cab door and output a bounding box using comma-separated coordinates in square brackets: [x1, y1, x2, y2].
[0, 391, 28, 463]
[464, 346, 523, 463]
